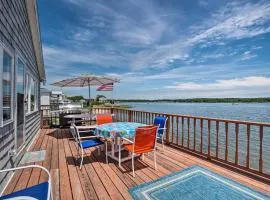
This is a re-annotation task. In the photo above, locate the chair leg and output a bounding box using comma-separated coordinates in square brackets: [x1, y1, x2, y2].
[76, 145, 80, 160]
[101, 145, 104, 152]
[80, 149, 84, 169]
[154, 150, 157, 170]
[105, 142, 108, 164]
[98, 146, 101, 156]
[118, 144, 121, 167]
[50, 187, 54, 200]
[132, 153, 135, 177]
[162, 137, 165, 151]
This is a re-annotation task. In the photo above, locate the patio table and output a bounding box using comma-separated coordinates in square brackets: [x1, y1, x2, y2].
[95, 122, 146, 166]
[64, 113, 95, 124]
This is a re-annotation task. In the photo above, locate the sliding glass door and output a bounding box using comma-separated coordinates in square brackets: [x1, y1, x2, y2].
[16, 58, 25, 149]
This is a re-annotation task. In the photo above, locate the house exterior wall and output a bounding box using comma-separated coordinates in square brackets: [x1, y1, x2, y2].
[41, 93, 51, 117]
[0, 0, 42, 192]
[41, 94, 50, 106]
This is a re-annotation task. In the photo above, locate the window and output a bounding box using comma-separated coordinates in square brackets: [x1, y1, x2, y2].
[26, 73, 38, 113]
[1, 50, 13, 124]
[30, 77, 37, 111]
[25, 74, 30, 112]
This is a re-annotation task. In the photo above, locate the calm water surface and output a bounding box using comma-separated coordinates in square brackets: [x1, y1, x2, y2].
[124, 102, 270, 122]
[122, 102, 270, 173]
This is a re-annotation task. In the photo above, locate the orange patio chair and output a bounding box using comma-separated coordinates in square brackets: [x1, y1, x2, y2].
[123, 125, 159, 177]
[96, 114, 113, 125]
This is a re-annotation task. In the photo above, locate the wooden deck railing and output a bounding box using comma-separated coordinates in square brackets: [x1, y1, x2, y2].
[40, 106, 270, 180]
[92, 107, 270, 180]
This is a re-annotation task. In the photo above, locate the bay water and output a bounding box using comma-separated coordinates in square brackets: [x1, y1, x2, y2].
[123, 102, 270, 174]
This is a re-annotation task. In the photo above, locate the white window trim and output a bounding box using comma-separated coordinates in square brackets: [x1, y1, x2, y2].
[0, 43, 14, 127]
[25, 70, 39, 115]
[14, 52, 27, 150]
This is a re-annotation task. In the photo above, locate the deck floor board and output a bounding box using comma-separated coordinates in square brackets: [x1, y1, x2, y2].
[3, 129, 270, 199]
[7, 129, 46, 194]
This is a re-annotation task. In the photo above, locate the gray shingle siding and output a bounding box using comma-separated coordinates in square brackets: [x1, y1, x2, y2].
[0, 0, 41, 192]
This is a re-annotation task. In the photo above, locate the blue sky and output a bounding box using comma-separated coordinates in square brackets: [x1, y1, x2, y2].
[39, 0, 270, 99]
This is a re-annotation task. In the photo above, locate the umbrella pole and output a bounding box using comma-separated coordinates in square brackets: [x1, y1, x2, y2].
[88, 81, 92, 124]
[88, 81, 91, 109]
[88, 84, 91, 105]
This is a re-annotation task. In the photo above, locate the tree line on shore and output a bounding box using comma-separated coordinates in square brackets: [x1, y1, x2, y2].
[115, 98, 270, 103]
[66, 96, 270, 103]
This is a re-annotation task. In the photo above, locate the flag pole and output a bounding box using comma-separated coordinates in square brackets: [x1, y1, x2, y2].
[111, 87, 114, 105]
[88, 78, 91, 114]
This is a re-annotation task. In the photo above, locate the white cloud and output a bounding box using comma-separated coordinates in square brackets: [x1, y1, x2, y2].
[73, 29, 97, 42]
[104, 72, 145, 83]
[251, 46, 263, 50]
[202, 53, 224, 59]
[42, 0, 270, 99]
[84, 16, 107, 28]
[198, 0, 208, 8]
[67, 0, 169, 46]
[114, 76, 270, 99]
[54, 0, 270, 70]
[240, 51, 257, 61]
[166, 76, 270, 91]
[189, 1, 270, 43]
[43, 45, 129, 70]
[130, 1, 270, 69]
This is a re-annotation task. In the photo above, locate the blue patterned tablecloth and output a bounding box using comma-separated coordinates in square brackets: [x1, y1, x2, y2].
[95, 122, 146, 138]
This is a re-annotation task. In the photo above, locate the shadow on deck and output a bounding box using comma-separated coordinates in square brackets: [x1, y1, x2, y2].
[3, 129, 270, 200]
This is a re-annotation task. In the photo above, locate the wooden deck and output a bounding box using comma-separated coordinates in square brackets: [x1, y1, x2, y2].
[3, 129, 270, 200]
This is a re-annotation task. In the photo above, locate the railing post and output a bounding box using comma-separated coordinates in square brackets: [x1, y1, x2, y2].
[246, 124, 250, 168]
[171, 116, 174, 144]
[177, 116, 179, 145]
[50, 106, 53, 128]
[225, 122, 229, 162]
[182, 117, 184, 146]
[110, 107, 114, 114]
[193, 118, 196, 150]
[165, 115, 171, 144]
[235, 123, 239, 165]
[128, 110, 132, 122]
[208, 120, 211, 158]
[187, 117, 190, 148]
[216, 121, 219, 158]
[259, 126, 263, 172]
[200, 119, 203, 153]
[40, 111, 43, 129]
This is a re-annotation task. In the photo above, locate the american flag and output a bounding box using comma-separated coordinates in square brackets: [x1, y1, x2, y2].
[96, 83, 114, 91]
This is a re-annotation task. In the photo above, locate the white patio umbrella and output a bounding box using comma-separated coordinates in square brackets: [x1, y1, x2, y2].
[51, 74, 120, 105]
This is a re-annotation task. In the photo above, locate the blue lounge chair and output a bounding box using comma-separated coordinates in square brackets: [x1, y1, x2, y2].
[72, 124, 107, 169]
[0, 165, 52, 200]
[153, 116, 168, 150]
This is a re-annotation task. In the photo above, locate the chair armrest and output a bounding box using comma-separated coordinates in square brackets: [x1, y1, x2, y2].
[122, 137, 134, 144]
[0, 165, 52, 200]
[80, 136, 99, 139]
[0, 164, 50, 176]
[67, 119, 84, 124]
[77, 125, 97, 129]
[79, 130, 95, 134]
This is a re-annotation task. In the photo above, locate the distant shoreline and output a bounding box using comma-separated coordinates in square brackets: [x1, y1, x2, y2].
[115, 98, 270, 103]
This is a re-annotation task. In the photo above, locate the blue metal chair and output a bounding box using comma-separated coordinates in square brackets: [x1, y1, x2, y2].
[72, 124, 107, 169]
[153, 116, 168, 150]
[0, 165, 52, 200]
